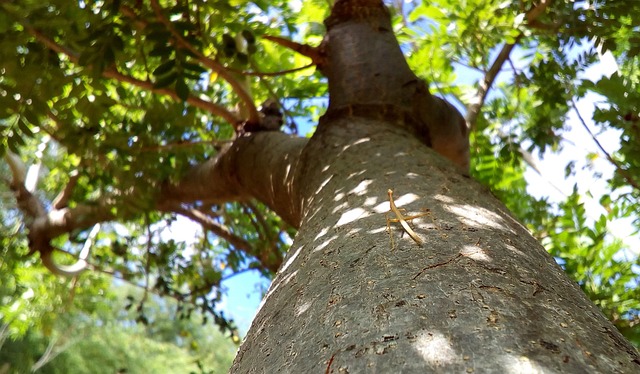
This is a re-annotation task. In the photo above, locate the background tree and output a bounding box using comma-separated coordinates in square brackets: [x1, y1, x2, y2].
[0, 283, 235, 373]
[1, 0, 639, 371]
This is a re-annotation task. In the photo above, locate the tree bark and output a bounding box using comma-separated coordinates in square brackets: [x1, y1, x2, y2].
[230, 114, 639, 373]
[230, 0, 639, 372]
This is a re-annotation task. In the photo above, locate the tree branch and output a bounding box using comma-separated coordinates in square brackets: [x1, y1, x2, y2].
[465, 0, 554, 128]
[147, 0, 260, 124]
[570, 99, 640, 191]
[25, 24, 241, 125]
[262, 35, 325, 66]
[165, 205, 253, 254]
[52, 171, 79, 209]
[524, 0, 554, 23]
[226, 63, 315, 77]
[159, 132, 307, 228]
[465, 41, 519, 128]
[9, 132, 306, 275]
[4, 151, 98, 276]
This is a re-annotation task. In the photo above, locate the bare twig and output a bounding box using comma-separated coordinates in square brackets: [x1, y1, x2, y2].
[570, 99, 640, 191]
[141, 216, 152, 307]
[164, 204, 253, 253]
[226, 63, 315, 77]
[465, 41, 519, 128]
[31, 331, 83, 372]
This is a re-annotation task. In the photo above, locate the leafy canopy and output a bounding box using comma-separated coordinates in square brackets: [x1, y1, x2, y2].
[1, 0, 639, 351]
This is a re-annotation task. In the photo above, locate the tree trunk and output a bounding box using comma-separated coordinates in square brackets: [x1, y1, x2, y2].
[229, 1, 639, 372]
[230, 114, 639, 373]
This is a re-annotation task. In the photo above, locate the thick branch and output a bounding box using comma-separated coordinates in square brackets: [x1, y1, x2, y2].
[5, 151, 27, 187]
[52, 171, 79, 209]
[321, 0, 418, 110]
[161, 132, 307, 227]
[14, 132, 306, 275]
[5, 152, 45, 218]
[524, 0, 554, 23]
[5, 154, 93, 276]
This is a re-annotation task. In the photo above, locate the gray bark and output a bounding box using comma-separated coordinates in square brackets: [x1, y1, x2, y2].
[230, 116, 640, 373]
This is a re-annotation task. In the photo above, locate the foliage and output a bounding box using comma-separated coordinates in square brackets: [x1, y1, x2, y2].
[0, 284, 235, 373]
[0, 0, 638, 366]
[403, 0, 640, 345]
[0, 190, 113, 339]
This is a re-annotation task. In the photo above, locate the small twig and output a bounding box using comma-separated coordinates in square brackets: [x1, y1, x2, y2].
[226, 63, 315, 77]
[570, 99, 640, 191]
[465, 40, 519, 128]
[162, 204, 253, 255]
[141, 215, 153, 307]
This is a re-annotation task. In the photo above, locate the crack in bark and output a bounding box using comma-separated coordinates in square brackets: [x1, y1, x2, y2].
[412, 253, 464, 280]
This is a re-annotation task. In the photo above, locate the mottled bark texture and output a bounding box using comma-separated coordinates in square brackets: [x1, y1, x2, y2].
[231, 117, 639, 373]
[230, 0, 639, 372]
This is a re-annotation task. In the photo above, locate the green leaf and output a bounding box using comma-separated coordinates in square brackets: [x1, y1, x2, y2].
[153, 71, 178, 88]
[17, 117, 34, 137]
[149, 44, 174, 58]
[241, 29, 255, 44]
[175, 78, 189, 101]
[182, 61, 207, 74]
[153, 59, 177, 77]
